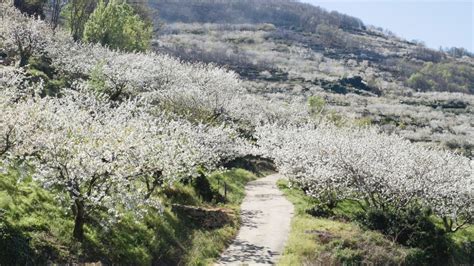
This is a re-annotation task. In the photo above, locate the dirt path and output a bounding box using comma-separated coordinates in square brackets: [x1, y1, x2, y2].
[216, 173, 294, 265]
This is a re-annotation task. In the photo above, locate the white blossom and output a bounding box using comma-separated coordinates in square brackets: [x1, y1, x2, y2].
[256, 123, 473, 229]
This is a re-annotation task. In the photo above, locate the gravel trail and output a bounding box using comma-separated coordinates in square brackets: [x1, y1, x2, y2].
[216, 173, 294, 265]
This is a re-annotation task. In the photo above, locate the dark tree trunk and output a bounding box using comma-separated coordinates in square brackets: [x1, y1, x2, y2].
[19, 53, 29, 67]
[72, 199, 85, 241]
[50, 0, 61, 30]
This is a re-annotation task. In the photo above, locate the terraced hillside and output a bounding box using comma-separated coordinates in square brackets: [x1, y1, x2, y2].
[151, 0, 474, 157]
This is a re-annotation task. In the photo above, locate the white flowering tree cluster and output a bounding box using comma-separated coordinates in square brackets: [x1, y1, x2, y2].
[47, 41, 241, 101]
[1, 1, 242, 124]
[1, 2, 313, 127]
[2, 0, 472, 244]
[229, 94, 310, 128]
[0, 6, 252, 242]
[256, 123, 473, 232]
[0, 79, 249, 240]
[0, 3, 55, 67]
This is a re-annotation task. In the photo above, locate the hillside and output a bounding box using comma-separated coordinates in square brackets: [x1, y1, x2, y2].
[150, 0, 365, 31]
[151, 0, 474, 157]
[0, 1, 473, 265]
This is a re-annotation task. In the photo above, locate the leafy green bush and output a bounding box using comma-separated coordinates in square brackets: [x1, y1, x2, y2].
[83, 0, 152, 52]
[332, 244, 363, 264]
[407, 62, 474, 93]
[192, 172, 220, 202]
[308, 96, 326, 117]
[88, 61, 108, 93]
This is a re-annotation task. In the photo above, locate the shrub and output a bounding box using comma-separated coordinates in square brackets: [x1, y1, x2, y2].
[63, 0, 96, 41]
[83, 0, 152, 52]
[27, 56, 64, 96]
[0, 218, 36, 265]
[355, 206, 451, 265]
[306, 203, 334, 218]
[407, 62, 474, 93]
[308, 95, 326, 117]
[192, 172, 218, 202]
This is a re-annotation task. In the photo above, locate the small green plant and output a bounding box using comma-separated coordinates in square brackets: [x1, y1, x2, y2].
[305, 203, 334, 218]
[354, 117, 372, 127]
[308, 96, 326, 117]
[88, 61, 107, 91]
[327, 110, 345, 126]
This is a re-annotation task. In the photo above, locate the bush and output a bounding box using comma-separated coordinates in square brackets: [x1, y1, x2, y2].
[308, 95, 326, 117]
[355, 206, 451, 265]
[333, 246, 363, 264]
[83, 0, 152, 52]
[306, 203, 334, 218]
[27, 56, 65, 96]
[63, 0, 97, 41]
[192, 172, 218, 202]
[0, 218, 36, 265]
[407, 62, 474, 93]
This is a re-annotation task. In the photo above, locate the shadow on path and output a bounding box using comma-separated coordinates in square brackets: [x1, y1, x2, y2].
[218, 240, 273, 264]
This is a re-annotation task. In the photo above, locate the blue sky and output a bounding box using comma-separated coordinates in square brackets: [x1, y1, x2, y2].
[300, 0, 474, 51]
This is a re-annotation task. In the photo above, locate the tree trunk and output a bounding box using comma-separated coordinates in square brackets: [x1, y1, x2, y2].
[19, 53, 29, 67]
[72, 199, 85, 241]
[50, 0, 61, 30]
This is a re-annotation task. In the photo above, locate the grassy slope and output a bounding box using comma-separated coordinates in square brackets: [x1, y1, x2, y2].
[162, 168, 260, 265]
[277, 180, 474, 265]
[277, 180, 416, 265]
[0, 168, 259, 265]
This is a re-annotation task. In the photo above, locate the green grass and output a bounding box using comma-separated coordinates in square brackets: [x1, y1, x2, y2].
[276, 180, 416, 265]
[0, 167, 258, 265]
[172, 168, 259, 265]
[0, 169, 73, 263]
[277, 180, 474, 265]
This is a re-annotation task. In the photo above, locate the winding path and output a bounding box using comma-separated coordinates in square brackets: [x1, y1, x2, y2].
[216, 173, 294, 265]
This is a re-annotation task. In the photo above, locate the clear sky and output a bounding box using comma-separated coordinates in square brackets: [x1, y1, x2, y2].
[300, 0, 474, 51]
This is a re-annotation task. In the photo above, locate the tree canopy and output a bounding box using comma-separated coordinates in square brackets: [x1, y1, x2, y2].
[83, 0, 152, 52]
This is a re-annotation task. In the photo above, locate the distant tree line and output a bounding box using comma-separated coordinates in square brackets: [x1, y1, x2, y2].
[440, 47, 473, 58]
[149, 0, 365, 32]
